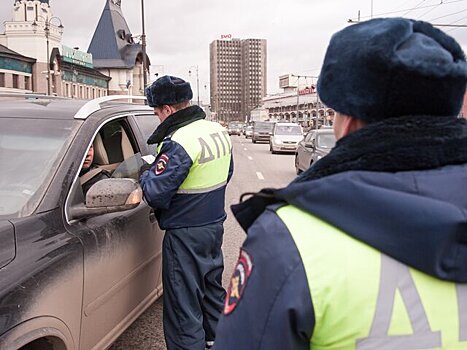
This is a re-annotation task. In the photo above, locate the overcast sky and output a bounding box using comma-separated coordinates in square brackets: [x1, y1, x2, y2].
[1, 0, 466, 103]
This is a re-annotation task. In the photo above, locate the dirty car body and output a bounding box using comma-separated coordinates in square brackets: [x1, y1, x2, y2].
[0, 96, 163, 350]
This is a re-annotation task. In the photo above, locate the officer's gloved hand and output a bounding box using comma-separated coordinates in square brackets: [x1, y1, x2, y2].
[138, 163, 153, 179]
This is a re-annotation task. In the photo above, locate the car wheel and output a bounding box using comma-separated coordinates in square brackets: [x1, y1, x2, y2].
[270, 144, 275, 154]
[295, 155, 302, 175]
[252, 139, 256, 144]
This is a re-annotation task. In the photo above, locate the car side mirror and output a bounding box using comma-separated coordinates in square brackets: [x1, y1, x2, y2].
[69, 178, 142, 220]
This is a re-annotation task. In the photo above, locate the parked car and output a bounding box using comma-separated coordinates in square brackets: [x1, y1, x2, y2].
[227, 121, 244, 136]
[244, 125, 253, 138]
[0, 94, 164, 350]
[269, 122, 303, 154]
[295, 128, 336, 174]
[252, 121, 275, 143]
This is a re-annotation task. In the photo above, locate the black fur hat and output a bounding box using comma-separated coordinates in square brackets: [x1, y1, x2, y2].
[318, 18, 467, 121]
[145, 75, 193, 108]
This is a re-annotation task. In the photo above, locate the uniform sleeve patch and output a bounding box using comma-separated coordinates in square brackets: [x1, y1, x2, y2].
[224, 249, 253, 315]
[155, 154, 169, 175]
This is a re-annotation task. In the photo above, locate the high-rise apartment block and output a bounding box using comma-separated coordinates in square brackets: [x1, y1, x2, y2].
[210, 38, 267, 122]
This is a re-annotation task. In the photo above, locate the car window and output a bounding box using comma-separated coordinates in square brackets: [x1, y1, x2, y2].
[274, 125, 302, 135]
[317, 133, 336, 148]
[254, 122, 274, 131]
[134, 114, 160, 143]
[0, 118, 80, 218]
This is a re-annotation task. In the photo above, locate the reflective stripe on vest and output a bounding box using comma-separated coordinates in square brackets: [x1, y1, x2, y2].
[276, 205, 466, 350]
[157, 119, 232, 193]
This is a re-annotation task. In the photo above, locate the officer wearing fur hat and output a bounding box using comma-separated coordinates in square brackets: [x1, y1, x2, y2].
[140, 75, 233, 350]
[213, 18, 467, 349]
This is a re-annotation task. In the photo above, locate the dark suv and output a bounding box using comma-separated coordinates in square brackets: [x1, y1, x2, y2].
[251, 121, 274, 143]
[0, 94, 163, 350]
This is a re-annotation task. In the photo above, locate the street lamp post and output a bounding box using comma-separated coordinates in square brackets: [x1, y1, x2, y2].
[32, 16, 64, 96]
[140, 0, 148, 88]
[188, 65, 200, 106]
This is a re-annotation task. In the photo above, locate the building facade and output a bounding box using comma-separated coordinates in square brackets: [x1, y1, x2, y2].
[210, 37, 267, 123]
[88, 0, 150, 96]
[0, 0, 110, 97]
[0, 44, 35, 92]
[262, 75, 334, 129]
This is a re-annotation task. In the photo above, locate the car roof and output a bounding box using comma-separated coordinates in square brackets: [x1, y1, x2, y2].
[0, 95, 152, 120]
[314, 128, 334, 133]
[0, 98, 87, 120]
[275, 122, 300, 126]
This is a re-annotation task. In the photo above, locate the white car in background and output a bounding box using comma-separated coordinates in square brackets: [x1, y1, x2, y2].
[270, 122, 304, 154]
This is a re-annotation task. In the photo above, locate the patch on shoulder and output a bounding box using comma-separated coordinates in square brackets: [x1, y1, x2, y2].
[155, 154, 169, 175]
[224, 249, 253, 315]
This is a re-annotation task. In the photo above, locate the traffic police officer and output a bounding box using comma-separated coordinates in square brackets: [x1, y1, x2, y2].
[140, 75, 233, 350]
[214, 18, 467, 349]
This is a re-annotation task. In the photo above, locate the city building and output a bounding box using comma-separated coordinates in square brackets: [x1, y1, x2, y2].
[210, 37, 267, 122]
[88, 0, 150, 96]
[0, 44, 35, 92]
[262, 74, 334, 129]
[0, 0, 110, 97]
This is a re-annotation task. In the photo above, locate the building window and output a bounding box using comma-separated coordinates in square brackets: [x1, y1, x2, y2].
[24, 76, 30, 90]
[0, 73, 5, 87]
[12, 74, 19, 89]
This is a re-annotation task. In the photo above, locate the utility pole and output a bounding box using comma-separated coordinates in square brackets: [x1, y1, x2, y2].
[296, 76, 300, 124]
[141, 0, 148, 89]
[293, 74, 317, 125]
[189, 66, 200, 105]
[45, 22, 50, 96]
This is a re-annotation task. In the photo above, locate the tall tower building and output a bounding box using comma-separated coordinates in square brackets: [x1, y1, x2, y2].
[210, 38, 267, 123]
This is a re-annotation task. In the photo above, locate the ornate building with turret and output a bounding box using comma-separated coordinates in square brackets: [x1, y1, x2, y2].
[0, 0, 111, 98]
[88, 0, 150, 96]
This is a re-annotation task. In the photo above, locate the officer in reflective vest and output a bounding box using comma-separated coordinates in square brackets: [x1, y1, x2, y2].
[140, 75, 233, 350]
[213, 18, 467, 350]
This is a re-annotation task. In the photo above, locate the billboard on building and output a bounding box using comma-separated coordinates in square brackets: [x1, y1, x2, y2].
[279, 74, 298, 89]
[62, 46, 93, 68]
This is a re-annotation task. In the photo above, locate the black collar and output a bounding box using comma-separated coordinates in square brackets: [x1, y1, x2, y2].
[147, 105, 206, 145]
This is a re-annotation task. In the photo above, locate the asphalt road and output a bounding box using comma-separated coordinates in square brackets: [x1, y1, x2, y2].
[110, 135, 297, 350]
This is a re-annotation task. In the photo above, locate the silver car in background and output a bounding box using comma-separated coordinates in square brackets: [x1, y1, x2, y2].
[270, 122, 303, 154]
[295, 128, 336, 174]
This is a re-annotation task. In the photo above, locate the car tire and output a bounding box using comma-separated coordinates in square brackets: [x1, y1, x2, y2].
[295, 155, 302, 175]
[252, 139, 256, 144]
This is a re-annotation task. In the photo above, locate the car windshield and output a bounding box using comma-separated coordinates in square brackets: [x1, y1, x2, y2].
[228, 122, 243, 128]
[317, 133, 336, 149]
[254, 122, 274, 131]
[275, 125, 302, 136]
[0, 118, 80, 218]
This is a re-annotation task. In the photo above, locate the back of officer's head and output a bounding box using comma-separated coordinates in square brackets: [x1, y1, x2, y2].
[145, 75, 193, 109]
[318, 18, 467, 123]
